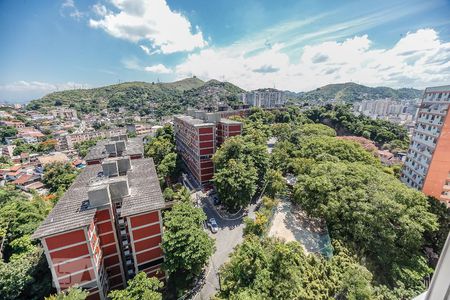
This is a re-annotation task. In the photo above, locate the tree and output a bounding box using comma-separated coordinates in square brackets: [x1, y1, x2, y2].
[216, 236, 375, 300]
[423, 196, 450, 256]
[298, 136, 379, 166]
[0, 246, 52, 300]
[213, 135, 269, 181]
[43, 162, 79, 193]
[290, 123, 336, 145]
[264, 169, 285, 198]
[157, 152, 178, 183]
[74, 138, 102, 157]
[108, 272, 162, 300]
[162, 201, 214, 291]
[293, 161, 437, 289]
[213, 159, 258, 210]
[0, 126, 17, 143]
[46, 287, 88, 300]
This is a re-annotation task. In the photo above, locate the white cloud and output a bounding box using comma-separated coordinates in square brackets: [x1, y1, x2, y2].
[144, 64, 172, 74]
[175, 29, 450, 91]
[0, 81, 90, 102]
[60, 0, 84, 20]
[139, 44, 161, 56]
[89, 0, 206, 54]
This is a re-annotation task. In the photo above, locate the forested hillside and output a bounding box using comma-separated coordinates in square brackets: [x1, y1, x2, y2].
[27, 78, 245, 117]
[300, 82, 422, 102]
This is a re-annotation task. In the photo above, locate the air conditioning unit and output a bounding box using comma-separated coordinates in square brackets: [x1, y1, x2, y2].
[88, 184, 111, 208]
[102, 160, 119, 177]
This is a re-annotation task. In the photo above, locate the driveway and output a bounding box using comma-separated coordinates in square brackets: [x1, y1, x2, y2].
[193, 196, 246, 300]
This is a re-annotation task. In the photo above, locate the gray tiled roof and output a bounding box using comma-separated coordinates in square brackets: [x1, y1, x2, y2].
[32, 158, 164, 239]
[84, 137, 144, 162]
[121, 158, 165, 217]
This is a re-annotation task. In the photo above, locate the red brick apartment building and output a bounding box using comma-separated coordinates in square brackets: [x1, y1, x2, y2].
[32, 137, 165, 300]
[401, 85, 450, 206]
[173, 109, 243, 187]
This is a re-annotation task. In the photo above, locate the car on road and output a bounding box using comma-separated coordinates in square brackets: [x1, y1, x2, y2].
[212, 195, 220, 205]
[207, 218, 219, 233]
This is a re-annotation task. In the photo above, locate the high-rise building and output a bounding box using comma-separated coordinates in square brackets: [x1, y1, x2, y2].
[173, 110, 243, 187]
[32, 137, 165, 300]
[401, 85, 450, 206]
[242, 89, 286, 108]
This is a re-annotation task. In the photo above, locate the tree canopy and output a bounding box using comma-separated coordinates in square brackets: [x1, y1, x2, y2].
[162, 200, 214, 293]
[216, 236, 375, 300]
[293, 161, 437, 290]
[108, 272, 162, 300]
[43, 162, 79, 193]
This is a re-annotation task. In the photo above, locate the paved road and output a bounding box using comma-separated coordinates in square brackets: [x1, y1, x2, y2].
[193, 197, 247, 300]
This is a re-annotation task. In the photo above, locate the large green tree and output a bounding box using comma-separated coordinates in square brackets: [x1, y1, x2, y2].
[216, 236, 375, 300]
[108, 272, 162, 300]
[162, 200, 214, 291]
[213, 159, 258, 210]
[293, 161, 437, 290]
[43, 162, 79, 193]
[45, 287, 88, 300]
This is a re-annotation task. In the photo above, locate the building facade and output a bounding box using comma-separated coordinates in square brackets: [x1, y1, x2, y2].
[57, 128, 126, 150]
[242, 89, 286, 108]
[32, 137, 165, 300]
[173, 110, 243, 187]
[401, 85, 450, 206]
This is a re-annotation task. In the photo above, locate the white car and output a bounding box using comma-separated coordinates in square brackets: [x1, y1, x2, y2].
[208, 218, 219, 233]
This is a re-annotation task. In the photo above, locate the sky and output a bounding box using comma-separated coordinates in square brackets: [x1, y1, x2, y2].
[0, 0, 450, 102]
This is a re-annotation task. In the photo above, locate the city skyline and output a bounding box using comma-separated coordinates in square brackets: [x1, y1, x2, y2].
[1, 0, 450, 102]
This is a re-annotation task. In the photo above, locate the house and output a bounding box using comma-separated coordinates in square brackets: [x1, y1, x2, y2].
[12, 174, 44, 192]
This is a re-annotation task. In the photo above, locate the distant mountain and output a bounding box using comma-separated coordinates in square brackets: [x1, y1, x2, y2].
[27, 78, 245, 116]
[300, 82, 423, 102]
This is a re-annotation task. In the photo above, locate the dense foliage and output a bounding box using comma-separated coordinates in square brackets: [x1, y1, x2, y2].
[216, 236, 376, 300]
[293, 162, 436, 292]
[108, 272, 162, 300]
[45, 287, 88, 300]
[27, 78, 244, 117]
[0, 187, 53, 300]
[212, 135, 269, 210]
[43, 162, 80, 193]
[144, 124, 181, 186]
[305, 104, 409, 149]
[300, 82, 422, 103]
[74, 138, 102, 157]
[13, 139, 58, 155]
[0, 126, 17, 144]
[162, 200, 214, 293]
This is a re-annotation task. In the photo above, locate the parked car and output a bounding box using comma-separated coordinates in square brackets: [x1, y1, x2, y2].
[207, 218, 219, 233]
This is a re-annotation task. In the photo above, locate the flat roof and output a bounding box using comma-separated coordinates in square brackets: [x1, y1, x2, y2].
[174, 115, 215, 127]
[425, 85, 450, 92]
[32, 158, 164, 239]
[219, 118, 242, 125]
[84, 137, 144, 162]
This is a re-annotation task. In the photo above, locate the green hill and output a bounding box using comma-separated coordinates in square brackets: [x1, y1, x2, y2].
[301, 82, 423, 102]
[27, 77, 244, 117]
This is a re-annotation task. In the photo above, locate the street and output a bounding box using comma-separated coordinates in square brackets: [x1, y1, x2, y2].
[193, 195, 247, 300]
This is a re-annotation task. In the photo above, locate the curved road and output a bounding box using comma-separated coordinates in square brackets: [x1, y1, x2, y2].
[193, 197, 258, 299]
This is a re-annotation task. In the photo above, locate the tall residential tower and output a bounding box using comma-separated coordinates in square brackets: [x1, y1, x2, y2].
[401, 85, 450, 206]
[33, 136, 165, 300]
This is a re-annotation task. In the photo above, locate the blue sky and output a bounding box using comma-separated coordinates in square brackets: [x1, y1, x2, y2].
[1, 0, 450, 102]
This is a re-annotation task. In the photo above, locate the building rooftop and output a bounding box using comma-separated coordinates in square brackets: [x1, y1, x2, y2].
[32, 158, 165, 239]
[219, 118, 241, 125]
[174, 115, 215, 127]
[84, 137, 144, 162]
[425, 85, 450, 92]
